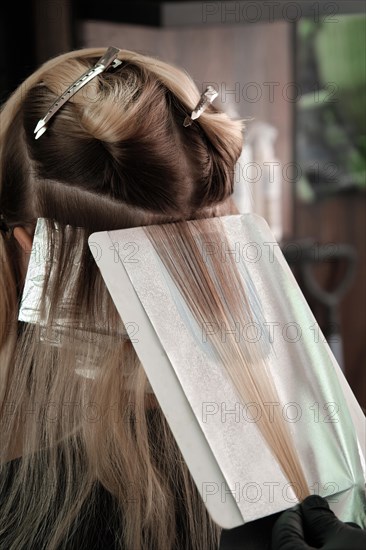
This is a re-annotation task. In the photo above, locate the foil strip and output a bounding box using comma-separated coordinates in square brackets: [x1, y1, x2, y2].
[90, 213, 366, 527]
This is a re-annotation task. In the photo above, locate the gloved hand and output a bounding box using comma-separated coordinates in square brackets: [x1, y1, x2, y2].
[271, 494, 366, 550]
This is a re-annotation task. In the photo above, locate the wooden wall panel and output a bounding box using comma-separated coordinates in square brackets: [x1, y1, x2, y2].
[293, 195, 366, 410]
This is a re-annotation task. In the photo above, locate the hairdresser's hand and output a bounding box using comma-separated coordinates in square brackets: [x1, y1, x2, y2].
[271, 495, 366, 550]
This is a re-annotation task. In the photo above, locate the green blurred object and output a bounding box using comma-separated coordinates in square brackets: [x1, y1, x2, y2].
[315, 16, 365, 88]
[314, 15, 366, 151]
[296, 14, 366, 198]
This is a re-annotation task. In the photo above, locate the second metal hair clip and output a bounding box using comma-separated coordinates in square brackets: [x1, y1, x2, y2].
[183, 85, 219, 127]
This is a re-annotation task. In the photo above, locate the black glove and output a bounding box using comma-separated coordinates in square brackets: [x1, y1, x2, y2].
[271, 494, 366, 550]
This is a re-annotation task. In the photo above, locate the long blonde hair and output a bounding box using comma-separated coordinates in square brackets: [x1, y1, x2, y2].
[0, 47, 307, 549]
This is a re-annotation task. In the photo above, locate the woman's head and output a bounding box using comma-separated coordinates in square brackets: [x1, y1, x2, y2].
[0, 48, 309, 550]
[0, 48, 243, 549]
[0, 47, 243, 234]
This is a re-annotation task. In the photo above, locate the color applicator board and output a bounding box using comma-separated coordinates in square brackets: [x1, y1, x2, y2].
[88, 213, 366, 529]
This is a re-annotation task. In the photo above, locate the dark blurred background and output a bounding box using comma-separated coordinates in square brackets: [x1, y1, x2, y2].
[1, 1, 365, 408]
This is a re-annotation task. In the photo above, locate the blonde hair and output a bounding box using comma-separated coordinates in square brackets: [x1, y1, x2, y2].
[0, 47, 307, 549]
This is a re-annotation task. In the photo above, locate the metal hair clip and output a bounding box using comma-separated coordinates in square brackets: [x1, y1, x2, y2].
[183, 85, 219, 127]
[34, 46, 122, 140]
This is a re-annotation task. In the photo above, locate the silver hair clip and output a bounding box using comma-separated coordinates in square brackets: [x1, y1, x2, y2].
[34, 46, 122, 140]
[183, 85, 218, 127]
